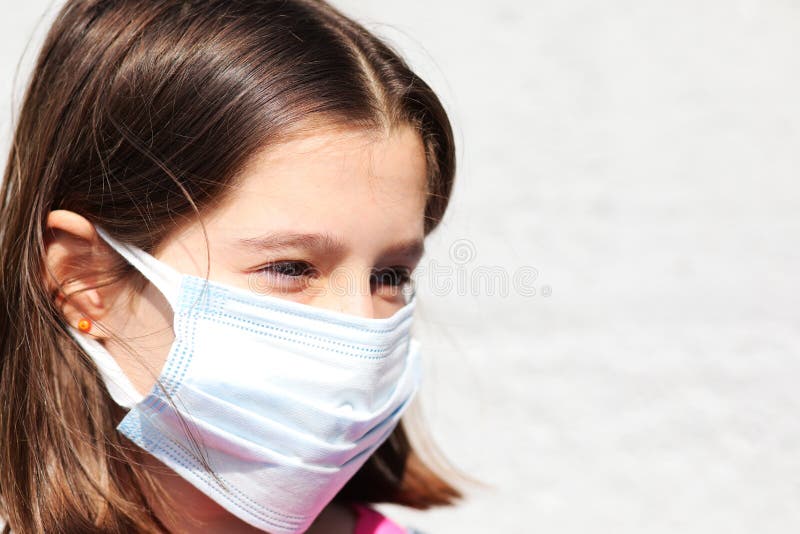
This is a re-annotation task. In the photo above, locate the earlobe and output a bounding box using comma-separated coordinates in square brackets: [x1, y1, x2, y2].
[43, 210, 116, 339]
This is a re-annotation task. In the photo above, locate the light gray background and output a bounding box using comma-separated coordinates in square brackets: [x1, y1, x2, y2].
[2, 1, 799, 533]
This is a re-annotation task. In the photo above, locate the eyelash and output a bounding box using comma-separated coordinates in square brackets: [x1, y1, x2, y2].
[370, 267, 412, 288]
[259, 261, 318, 279]
[256, 261, 412, 287]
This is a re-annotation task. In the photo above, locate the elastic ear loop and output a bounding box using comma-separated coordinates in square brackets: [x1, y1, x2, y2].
[94, 225, 182, 309]
[66, 225, 185, 409]
[67, 325, 144, 409]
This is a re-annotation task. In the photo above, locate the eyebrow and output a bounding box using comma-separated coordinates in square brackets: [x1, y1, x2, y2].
[237, 231, 425, 261]
[238, 232, 345, 256]
[385, 239, 425, 262]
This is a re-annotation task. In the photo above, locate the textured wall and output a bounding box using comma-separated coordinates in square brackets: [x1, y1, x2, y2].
[2, 1, 799, 533]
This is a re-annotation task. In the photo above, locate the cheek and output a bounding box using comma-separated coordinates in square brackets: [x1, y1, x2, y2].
[374, 300, 402, 319]
[373, 290, 412, 318]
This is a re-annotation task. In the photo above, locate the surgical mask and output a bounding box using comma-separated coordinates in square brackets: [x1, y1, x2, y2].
[67, 226, 422, 534]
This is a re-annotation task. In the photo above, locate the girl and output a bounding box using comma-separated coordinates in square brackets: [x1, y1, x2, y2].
[0, 1, 460, 532]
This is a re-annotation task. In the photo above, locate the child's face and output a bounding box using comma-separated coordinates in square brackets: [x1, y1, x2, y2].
[105, 123, 428, 395]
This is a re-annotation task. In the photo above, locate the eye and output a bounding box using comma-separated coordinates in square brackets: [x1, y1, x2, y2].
[253, 260, 319, 293]
[261, 260, 316, 278]
[370, 266, 412, 290]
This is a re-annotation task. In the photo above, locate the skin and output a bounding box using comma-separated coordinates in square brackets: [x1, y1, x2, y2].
[43, 123, 428, 533]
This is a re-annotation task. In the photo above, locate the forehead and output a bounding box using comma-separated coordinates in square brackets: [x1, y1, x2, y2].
[206, 124, 428, 240]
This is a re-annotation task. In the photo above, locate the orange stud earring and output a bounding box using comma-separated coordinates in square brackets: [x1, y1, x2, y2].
[77, 318, 92, 332]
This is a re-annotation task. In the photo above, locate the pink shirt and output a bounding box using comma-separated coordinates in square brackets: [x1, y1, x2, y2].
[351, 503, 408, 534]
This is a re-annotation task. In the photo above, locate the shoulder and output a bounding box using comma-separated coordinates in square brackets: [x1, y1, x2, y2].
[349, 503, 410, 534]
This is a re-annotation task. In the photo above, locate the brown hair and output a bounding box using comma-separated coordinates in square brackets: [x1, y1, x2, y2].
[0, 0, 459, 531]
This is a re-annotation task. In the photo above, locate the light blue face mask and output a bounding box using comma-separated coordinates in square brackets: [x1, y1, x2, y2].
[67, 226, 422, 534]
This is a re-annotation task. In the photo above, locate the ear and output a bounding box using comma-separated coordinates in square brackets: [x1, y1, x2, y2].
[43, 210, 125, 340]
